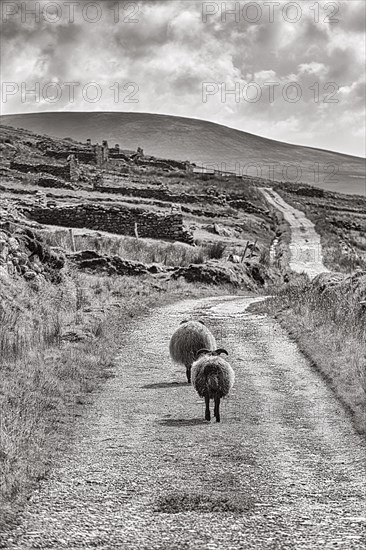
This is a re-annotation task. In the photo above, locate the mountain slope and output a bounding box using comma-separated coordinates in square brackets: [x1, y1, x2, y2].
[1, 112, 365, 195]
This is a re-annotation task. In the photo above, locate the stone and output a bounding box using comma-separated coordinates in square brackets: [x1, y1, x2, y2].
[0, 239, 8, 260]
[17, 252, 29, 265]
[68, 250, 149, 277]
[24, 270, 37, 280]
[0, 266, 9, 280]
[8, 237, 19, 252]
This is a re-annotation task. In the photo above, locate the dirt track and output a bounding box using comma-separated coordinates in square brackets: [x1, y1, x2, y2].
[3, 294, 365, 550]
[260, 188, 329, 280]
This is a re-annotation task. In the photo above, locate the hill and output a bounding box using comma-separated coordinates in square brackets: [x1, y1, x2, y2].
[1, 112, 365, 196]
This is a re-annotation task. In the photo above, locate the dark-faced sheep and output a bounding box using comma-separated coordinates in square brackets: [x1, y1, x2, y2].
[169, 320, 216, 383]
[191, 348, 235, 422]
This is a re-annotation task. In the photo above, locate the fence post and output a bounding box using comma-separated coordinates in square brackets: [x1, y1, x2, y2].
[69, 228, 76, 252]
[241, 241, 249, 262]
[249, 239, 257, 259]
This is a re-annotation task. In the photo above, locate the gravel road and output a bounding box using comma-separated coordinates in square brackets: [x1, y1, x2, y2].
[260, 188, 329, 280]
[3, 294, 365, 550]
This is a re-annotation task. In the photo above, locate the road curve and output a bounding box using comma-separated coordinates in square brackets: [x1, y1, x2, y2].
[261, 188, 329, 280]
[3, 296, 365, 550]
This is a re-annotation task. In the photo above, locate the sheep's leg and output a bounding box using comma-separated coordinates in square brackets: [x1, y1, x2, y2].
[186, 364, 191, 384]
[214, 396, 221, 423]
[205, 393, 211, 421]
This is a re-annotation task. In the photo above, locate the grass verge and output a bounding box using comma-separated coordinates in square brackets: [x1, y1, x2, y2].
[0, 268, 231, 531]
[251, 275, 366, 435]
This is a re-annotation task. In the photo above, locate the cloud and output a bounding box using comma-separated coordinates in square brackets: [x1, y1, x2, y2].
[0, 0, 365, 156]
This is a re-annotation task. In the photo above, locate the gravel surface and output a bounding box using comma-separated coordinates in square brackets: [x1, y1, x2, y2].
[260, 188, 329, 280]
[2, 295, 365, 550]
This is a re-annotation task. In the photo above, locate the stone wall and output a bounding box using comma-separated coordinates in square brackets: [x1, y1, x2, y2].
[11, 160, 71, 179]
[94, 184, 266, 215]
[95, 184, 227, 206]
[24, 204, 194, 244]
[136, 158, 189, 171]
[45, 149, 96, 163]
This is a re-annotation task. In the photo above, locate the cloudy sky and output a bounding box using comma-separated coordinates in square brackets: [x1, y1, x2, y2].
[1, 0, 365, 156]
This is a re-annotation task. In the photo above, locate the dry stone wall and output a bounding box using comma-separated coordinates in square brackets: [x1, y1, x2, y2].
[95, 184, 267, 215]
[24, 203, 194, 244]
[11, 160, 71, 179]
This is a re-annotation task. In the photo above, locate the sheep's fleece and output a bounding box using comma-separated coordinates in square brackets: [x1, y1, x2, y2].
[169, 321, 216, 366]
[191, 355, 235, 398]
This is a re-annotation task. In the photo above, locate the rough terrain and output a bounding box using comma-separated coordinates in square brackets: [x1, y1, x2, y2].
[1, 125, 365, 550]
[2, 293, 365, 550]
[261, 188, 329, 280]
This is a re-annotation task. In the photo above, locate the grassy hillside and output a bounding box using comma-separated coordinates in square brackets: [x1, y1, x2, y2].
[2, 112, 365, 195]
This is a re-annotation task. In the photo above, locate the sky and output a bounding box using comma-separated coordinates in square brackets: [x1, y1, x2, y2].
[0, 0, 365, 156]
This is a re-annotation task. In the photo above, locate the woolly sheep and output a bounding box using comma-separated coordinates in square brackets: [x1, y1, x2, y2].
[169, 320, 216, 383]
[191, 348, 235, 423]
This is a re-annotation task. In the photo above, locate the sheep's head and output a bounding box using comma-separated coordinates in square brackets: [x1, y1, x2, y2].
[195, 348, 228, 359]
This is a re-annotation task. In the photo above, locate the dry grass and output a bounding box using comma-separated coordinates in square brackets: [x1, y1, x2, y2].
[315, 225, 366, 273]
[0, 269, 209, 530]
[39, 229, 231, 267]
[254, 276, 366, 434]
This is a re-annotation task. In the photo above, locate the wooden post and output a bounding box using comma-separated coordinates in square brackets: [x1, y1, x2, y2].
[69, 228, 76, 252]
[241, 241, 249, 262]
[134, 222, 139, 239]
[249, 239, 257, 259]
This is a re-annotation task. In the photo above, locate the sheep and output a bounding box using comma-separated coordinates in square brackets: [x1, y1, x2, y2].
[169, 320, 216, 383]
[191, 348, 235, 423]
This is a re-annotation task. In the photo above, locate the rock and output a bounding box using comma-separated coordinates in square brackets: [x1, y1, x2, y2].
[204, 223, 237, 238]
[24, 270, 37, 280]
[61, 329, 93, 342]
[171, 260, 269, 288]
[0, 239, 8, 260]
[8, 237, 19, 252]
[148, 264, 169, 274]
[228, 254, 241, 263]
[6, 261, 15, 275]
[17, 252, 29, 265]
[68, 250, 149, 276]
[0, 265, 9, 280]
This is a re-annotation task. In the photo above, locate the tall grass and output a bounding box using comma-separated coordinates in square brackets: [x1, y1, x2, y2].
[259, 276, 366, 433]
[39, 229, 228, 266]
[0, 270, 200, 530]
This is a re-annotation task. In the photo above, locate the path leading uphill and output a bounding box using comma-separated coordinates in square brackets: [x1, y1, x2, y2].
[3, 293, 365, 550]
[260, 188, 329, 280]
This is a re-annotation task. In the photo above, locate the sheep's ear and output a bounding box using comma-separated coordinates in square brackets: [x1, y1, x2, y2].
[215, 348, 228, 356]
[180, 319, 188, 325]
[198, 320, 206, 326]
[195, 348, 210, 359]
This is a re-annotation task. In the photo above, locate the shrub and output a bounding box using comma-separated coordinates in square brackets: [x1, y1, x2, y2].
[206, 241, 226, 260]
